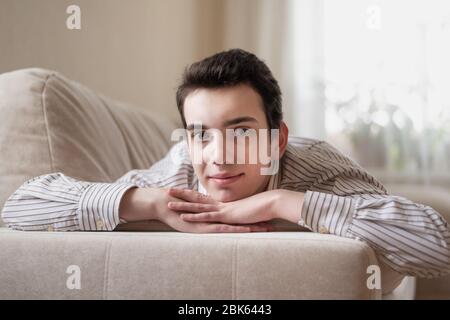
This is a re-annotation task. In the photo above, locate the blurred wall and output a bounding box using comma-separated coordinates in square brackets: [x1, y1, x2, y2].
[0, 0, 310, 136]
[0, 0, 224, 125]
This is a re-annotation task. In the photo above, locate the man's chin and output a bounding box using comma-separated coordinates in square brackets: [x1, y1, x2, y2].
[207, 189, 246, 202]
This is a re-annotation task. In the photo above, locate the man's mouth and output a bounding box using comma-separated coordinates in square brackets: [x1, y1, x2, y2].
[207, 173, 244, 186]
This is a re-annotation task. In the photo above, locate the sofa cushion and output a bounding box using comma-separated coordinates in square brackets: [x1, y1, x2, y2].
[0, 68, 177, 226]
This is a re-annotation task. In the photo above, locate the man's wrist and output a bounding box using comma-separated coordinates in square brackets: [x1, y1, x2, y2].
[119, 187, 160, 222]
[271, 189, 305, 224]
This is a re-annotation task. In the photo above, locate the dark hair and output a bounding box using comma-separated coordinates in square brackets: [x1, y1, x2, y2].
[176, 48, 283, 129]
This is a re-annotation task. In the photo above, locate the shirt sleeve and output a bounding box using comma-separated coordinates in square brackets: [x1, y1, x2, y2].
[298, 141, 450, 278]
[1, 141, 194, 232]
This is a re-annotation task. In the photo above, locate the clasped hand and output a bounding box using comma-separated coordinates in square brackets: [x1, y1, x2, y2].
[167, 188, 279, 232]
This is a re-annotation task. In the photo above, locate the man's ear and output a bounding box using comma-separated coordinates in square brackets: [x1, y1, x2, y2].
[277, 121, 289, 158]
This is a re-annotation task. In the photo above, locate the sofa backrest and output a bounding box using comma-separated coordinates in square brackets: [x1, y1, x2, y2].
[0, 68, 178, 226]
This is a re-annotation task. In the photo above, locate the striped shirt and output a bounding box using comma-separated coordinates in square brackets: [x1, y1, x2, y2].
[1, 136, 449, 278]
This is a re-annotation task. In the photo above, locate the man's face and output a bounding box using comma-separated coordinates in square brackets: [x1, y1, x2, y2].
[183, 84, 275, 202]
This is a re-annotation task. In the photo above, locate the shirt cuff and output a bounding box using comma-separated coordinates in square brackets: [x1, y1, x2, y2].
[78, 182, 137, 231]
[299, 191, 356, 236]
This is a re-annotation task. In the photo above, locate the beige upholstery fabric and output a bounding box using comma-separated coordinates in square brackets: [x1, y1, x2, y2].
[0, 229, 382, 299]
[0, 68, 177, 227]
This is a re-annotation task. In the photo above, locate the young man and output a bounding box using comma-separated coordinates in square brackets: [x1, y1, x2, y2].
[2, 49, 449, 278]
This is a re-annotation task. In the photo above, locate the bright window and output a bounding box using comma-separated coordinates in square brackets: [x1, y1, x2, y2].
[323, 0, 450, 183]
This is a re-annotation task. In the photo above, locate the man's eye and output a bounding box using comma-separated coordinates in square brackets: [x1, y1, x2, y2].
[234, 128, 252, 137]
[192, 131, 211, 141]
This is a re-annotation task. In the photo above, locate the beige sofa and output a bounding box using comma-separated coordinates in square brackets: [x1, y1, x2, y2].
[0, 68, 446, 299]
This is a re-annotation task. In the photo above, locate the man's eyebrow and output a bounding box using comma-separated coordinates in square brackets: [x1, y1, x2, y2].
[186, 124, 210, 131]
[186, 116, 258, 131]
[223, 116, 258, 126]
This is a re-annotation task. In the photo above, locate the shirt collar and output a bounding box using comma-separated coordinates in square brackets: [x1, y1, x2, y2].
[198, 179, 207, 194]
[265, 143, 295, 191]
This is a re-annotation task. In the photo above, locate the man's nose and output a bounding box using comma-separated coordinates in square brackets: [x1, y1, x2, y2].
[203, 134, 234, 165]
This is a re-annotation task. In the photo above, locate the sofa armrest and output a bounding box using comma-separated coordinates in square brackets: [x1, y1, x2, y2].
[0, 228, 390, 299]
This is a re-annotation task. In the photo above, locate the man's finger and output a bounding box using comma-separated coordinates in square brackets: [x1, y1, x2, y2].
[168, 188, 216, 204]
[207, 223, 271, 233]
[249, 222, 274, 232]
[208, 224, 251, 233]
[168, 201, 217, 212]
[247, 224, 271, 232]
[181, 212, 219, 222]
[182, 214, 273, 232]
